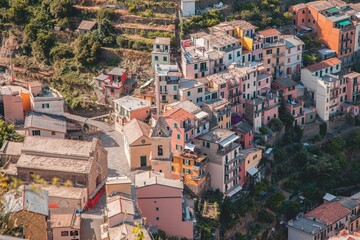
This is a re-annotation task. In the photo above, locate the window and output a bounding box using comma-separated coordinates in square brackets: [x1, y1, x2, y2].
[187, 91, 191, 96]
[174, 123, 178, 128]
[42, 103, 50, 109]
[229, 54, 232, 60]
[51, 131, 55, 135]
[194, 64, 198, 70]
[156, 217, 159, 221]
[61, 231, 69, 236]
[156, 207, 159, 211]
[237, 51, 240, 57]
[173, 85, 177, 91]
[70, 230, 79, 236]
[195, 73, 198, 78]
[163, 56, 167, 62]
[267, 59, 271, 64]
[206, 142, 210, 148]
[177, 134, 180, 139]
[158, 145, 163, 156]
[198, 88, 203, 93]
[154, 56, 159, 61]
[32, 130, 41, 136]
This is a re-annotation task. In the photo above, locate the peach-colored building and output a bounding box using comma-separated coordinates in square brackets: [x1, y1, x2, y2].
[122, 118, 152, 169]
[135, 171, 194, 239]
[24, 111, 66, 139]
[163, 108, 196, 156]
[289, 1, 357, 65]
[113, 95, 151, 130]
[273, 77, 298, 101]
[50, 208, 81, 240]
[202, 98, 232, 129]
[0, 86, 30, 124]
[105, 177, 132, 198]
[232, 121, 254, 150]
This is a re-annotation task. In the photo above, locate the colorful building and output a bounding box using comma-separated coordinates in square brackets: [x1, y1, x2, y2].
[113, 95, 151, 130]
[135, 171, 194, 239]
[232, 121, 254, 150]
[152, 37, 171, 71]
[122, 118, 152, 169]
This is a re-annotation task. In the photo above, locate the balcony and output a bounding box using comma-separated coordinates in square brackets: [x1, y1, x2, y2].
[217, 142, 240, 156]
[272, 53, 285, 58]
[192, 172, 209, 181]
[192, 158, 209, 171]
[160, 90, 168, 94]
[272, 63, 285, 67]
[225, 154, 243, 167]
[225, 173, 240, 184]
[160, 99, 168, 103]
[184, 123, 195, 132]
[200, 67, 208, 72]
[225, 164, 241, 175]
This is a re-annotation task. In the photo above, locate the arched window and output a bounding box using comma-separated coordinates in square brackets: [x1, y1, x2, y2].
[158, 145, 163, 156]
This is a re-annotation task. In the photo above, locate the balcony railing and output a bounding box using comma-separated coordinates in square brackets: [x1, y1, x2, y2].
[272, 53, 285, 58]
[192, 172, 209, 180]
[217, 142, 240, 156]
[192, 158, 209, 171]
[225, 164, 241, 175]
[272, 63, 285, 67]
[225, 173, 240, 184]
[225, 153, 243, 166]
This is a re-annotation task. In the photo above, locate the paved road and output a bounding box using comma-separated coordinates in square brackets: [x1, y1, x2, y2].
[64, 112, 114, 133]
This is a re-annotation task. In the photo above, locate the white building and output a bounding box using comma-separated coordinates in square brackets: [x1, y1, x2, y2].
[152, 37, 171, 71]
[181, 0, 196, 17]
[28, 82, 64, 115]
[178, 79, 206, 105]
[284, 35, 304, 79]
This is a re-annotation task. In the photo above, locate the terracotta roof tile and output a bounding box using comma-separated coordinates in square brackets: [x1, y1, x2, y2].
[305, 201, 351, 224]
[257, 28, 281, 37]
[306, 58, 341, 73]
[163, 108, 195, 123]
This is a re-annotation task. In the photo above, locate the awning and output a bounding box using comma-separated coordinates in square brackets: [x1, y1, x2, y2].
[227, 185, 242, 197]
[327, 7, 340, 13]
[299, 25, 312, 31]
[247, 166, 259, 176]
[338, 19, 352, 26]
[185, 142, 195, 151]
[219, 134, 240, 147]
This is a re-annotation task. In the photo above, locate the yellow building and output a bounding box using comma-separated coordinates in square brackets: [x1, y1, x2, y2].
[172, 150, 209, 196]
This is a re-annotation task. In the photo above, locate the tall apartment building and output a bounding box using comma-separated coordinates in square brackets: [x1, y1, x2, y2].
[257, 28, 287, 78]
[154, 64, 182, 114]
[195, 128, 242, 197]
[284, 35, 304, 79]
[181, 30, 243, 79]
[289, 1, 360, 64]
[152, 37, 171, 71]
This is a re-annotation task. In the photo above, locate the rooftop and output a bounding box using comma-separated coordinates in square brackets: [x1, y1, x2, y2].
[307, 1, 334, 11]
[77, 20, 96, 30]
[168, 100, 201, 114]
[107, 194, 135, 218]
[306, 57, 341, 73]
[179, 79, 204, 90]
[3, 185, 49, 216]
[24, 111, 67, 133]
[50, 208, 81, 229]
[288, 216, 327, 235]
[0, 86, 29, 95]
[95, 73, 109, 81]
[257, 28, 281, 37]
[154, 37, 171, 45]
[274, 77, 298, 88]
[122, 119, 151, 145]
[196, 128, 237, 144]
[108, 67, 126, 76]
[22, 136, 98, 158]
[151, 116, 172, 138]
[135, 171, 183, 189]
[202, 31, 240, 49]
[229, 20, 256, 30]
[39, 185, 87, 200]
[113, 96, 150, 111]
[284, 35, 304, 48]
[305, 201, 351, 224]
[233, 121, 253, 134]
[0, 141, 23, 156]
[163, 107, 195, 123]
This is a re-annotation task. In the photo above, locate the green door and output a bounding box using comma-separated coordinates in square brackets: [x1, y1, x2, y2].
[140, 156, 147, 167]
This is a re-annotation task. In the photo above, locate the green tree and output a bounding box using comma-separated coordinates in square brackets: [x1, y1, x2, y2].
[31, 30, 54, 62]
[49, 0, 73, 20]
[74, 32, 101, 65]
[319, 122, 327, 137]
[8, 0, 31, 24]
[266, 192, 285, 211]
[281, 200, 300, 220]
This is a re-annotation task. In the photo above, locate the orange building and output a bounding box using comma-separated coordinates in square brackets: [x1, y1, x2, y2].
[289, 1, 356, 64]
[171, 150, 209, 196]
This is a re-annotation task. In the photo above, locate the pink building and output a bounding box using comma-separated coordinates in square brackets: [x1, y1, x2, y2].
[273, 77, 298, 101]
[135, 171, 194, 239]
[113, 96, 151, 130]
[232, 121, 254, 150]
[163, 108, 196, 156]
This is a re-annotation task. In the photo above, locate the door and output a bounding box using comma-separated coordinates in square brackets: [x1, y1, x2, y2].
[140, 156, 147, 167]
